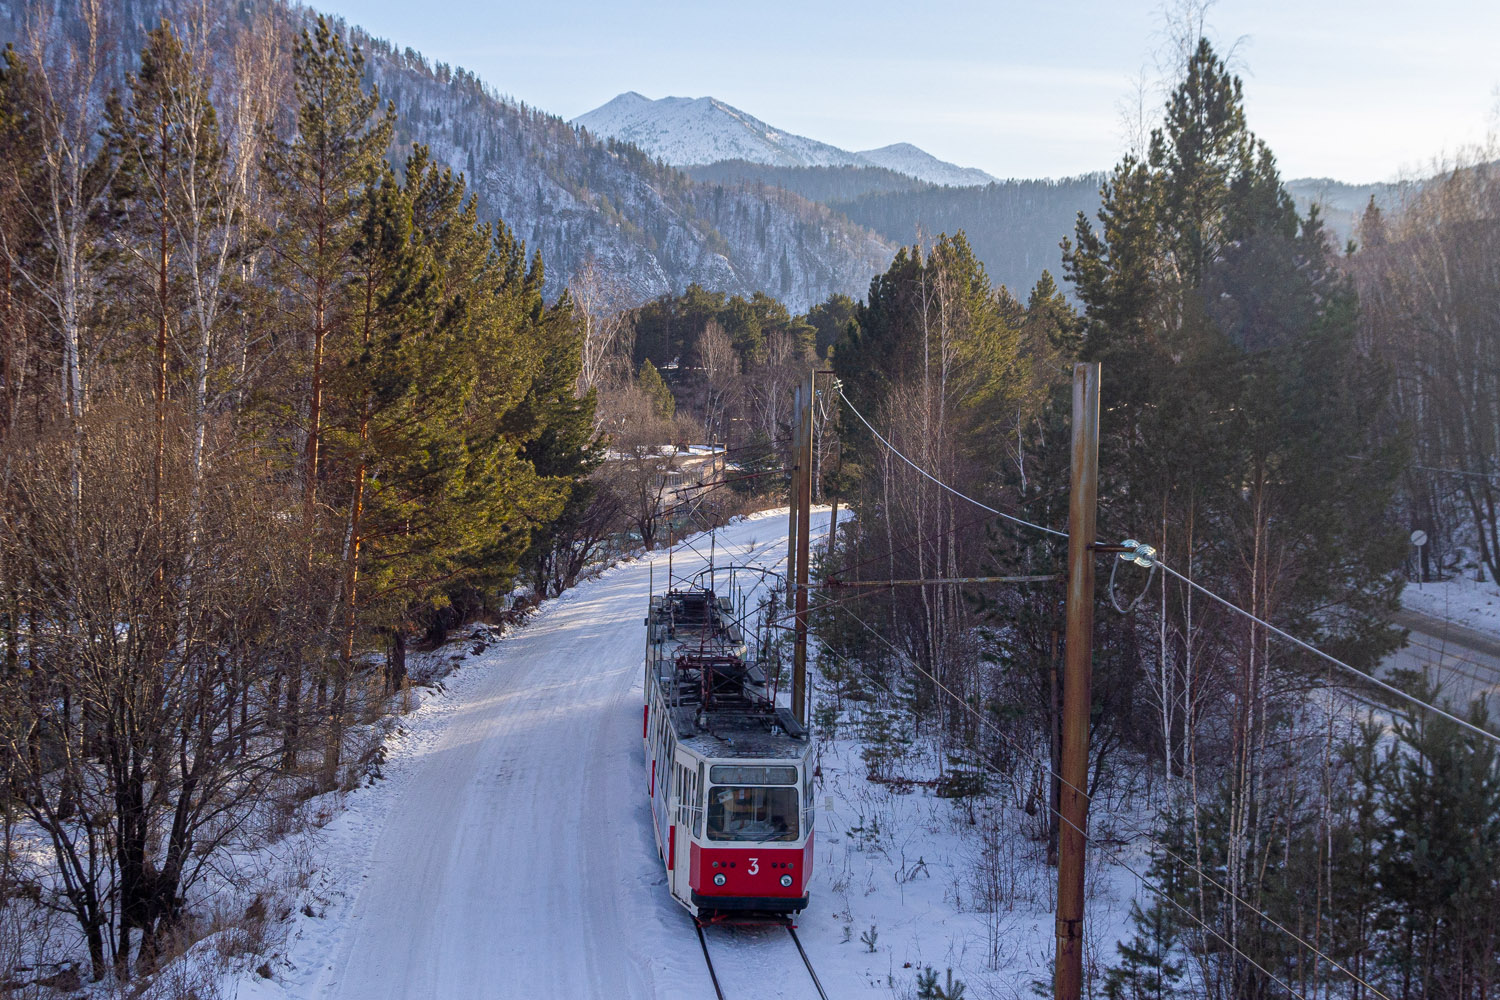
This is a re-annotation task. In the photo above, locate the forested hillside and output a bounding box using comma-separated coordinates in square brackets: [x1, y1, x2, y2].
[0, 0, 894, 312]
[1284, 175, 1416, 244]
[0, 7, 610, 978]
[830, 176, 1106, 295]
[365, 54, 893, 309]
[684, 160, 930, 204]
[673, 165, 1415, 301]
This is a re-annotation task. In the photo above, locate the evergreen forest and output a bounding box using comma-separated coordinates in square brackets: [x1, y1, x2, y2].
[0, 2, 1496, 998]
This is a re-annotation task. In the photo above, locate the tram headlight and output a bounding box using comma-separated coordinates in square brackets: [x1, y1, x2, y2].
[713, 873, 727, 887]
[780, 874, 793, 888]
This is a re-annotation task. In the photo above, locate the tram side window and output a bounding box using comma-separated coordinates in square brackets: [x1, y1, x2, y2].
[706, 786, 799, 842]
[678, 767, 698, 829]
[695, 762, 705, 837]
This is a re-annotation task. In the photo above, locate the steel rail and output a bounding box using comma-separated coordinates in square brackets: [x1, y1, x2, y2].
[785, 924, 830, 1000]
[695, 922, 727, 1000]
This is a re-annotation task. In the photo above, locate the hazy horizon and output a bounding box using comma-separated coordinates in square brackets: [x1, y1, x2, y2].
[322, 0, 1497, 185]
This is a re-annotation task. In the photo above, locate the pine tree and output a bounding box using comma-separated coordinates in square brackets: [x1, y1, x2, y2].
[1103, 816, 1189, 1000]
[516, 283, 603, 596]
[637, 359, 675, 420]
[831, 232, 1031, 729]
[104, 21, 228, 499]
[1061, 38, 1406, 994]
[319, 160, 431, 780]
[0, 44, 41, 426]
[264, 16, 395, 765]
[806, 292, 857, 359]
[1378, 692, 1500, 999]
[264, 14, 395, 566]
[916, 966, 968, 999]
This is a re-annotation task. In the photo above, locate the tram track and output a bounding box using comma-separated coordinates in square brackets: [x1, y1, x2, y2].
[695, 922, 829, 1000]
[786, 925, 830, 1000]
[695, 923, 726, 1000]
[297, 509, 831, 1000]
[675, 512, 838, 1000]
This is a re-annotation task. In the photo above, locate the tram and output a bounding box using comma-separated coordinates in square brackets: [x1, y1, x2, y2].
[643, 586, 814, 920]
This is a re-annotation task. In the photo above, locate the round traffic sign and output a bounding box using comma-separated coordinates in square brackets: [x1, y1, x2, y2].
[1410, 529, 1428, 547]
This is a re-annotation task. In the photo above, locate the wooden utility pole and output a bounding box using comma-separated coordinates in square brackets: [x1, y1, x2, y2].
[786, 381, 801, 592]
[1055, 362, 1100, 1000]
[825, 436, 843, 566]
[791, 370, 814, 726]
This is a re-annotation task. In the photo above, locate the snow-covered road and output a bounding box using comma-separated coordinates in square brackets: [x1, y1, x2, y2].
[260, 511, 824, 1000]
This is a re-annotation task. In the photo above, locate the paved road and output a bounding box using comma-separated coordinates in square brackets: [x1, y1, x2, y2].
[1387, 607, 1500, 709]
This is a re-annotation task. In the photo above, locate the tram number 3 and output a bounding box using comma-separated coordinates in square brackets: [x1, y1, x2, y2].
[748, 858, 759, 875]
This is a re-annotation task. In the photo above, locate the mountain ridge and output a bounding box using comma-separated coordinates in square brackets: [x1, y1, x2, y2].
[0, 0, 897, 311]
[574, 91, 1001, 188]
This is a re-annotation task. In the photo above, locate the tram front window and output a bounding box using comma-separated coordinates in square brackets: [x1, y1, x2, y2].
[706, 786, 799, 842]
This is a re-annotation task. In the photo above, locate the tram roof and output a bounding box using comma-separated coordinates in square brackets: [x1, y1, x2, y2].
[668, 703, 808, 760]
[648, 585, 806, 758]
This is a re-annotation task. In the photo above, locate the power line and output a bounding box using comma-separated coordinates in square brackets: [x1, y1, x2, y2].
[671, 518, 1377, 998]
[819, 601, 1390, 1000]
[808, 603, 1335, 1000]
[826, 399, 1500, 750]
[826, 507, 1009, 584]
[835, 377, 1495, 748]
[821, 378, 1440, 994]
[1411, 463, 1500, 484]
[1147, 554, 1500, 749]
[836, 386, 1067, 539]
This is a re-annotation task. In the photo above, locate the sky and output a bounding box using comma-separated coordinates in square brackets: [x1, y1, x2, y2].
[322, 0, 1498, 184]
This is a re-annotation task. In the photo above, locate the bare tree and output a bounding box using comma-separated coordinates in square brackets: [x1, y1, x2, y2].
[743, 328, 808, 461]
[598, 379, 697, 551]
[0, 402, 305, 979]
[529, 472, 627, 596]
[697, 318, 739, 444]
[571, 255, 630, 397]
[1356, 149, 1500, 583]
[2, 1, 119, 570]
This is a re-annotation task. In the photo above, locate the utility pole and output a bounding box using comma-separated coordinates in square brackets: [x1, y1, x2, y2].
[786, 382, 801, 595]
[791, 370, 814, 727]
[825, 437, 842, 566]
[1055, 362, 1100, 1000]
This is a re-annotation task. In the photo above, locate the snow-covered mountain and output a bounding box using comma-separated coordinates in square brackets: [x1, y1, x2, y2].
[575, 92, 860, 169]
[575, 92, 1000, 187]
[858, 143, 998, 188]
[0, 1, 895, 312]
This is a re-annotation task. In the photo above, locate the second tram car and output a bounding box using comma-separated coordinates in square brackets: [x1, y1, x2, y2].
[643, 586, 813, 921]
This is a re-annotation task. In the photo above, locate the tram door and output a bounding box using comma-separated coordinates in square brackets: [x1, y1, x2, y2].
[670, 753, 700, 903]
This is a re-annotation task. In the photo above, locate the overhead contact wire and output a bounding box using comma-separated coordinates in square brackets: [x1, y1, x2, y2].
[836, 387, 1067, 539]
[819, 601, 1389, 1000]
[807, 604, 1325, 1000]
[1152, 558, 1500, 749]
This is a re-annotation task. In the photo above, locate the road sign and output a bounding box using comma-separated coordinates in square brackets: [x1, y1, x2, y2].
[1411, 529, 1428, 547]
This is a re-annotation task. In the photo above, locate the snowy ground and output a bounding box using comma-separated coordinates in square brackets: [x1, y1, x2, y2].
[1400, 572, 1500, 635]
[1385, 572, 1500, 709]
[183, 509, 1135, 1000]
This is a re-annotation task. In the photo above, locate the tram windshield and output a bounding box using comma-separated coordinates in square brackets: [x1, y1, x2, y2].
[706, 785, 799, 842]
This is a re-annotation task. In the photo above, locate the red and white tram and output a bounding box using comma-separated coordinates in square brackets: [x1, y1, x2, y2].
[643, 587, 813, 921]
